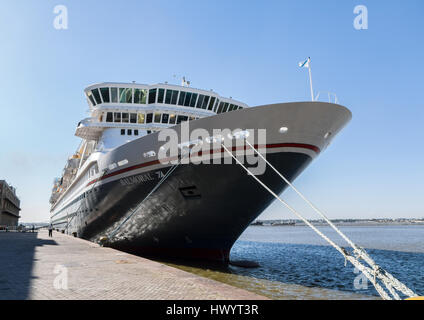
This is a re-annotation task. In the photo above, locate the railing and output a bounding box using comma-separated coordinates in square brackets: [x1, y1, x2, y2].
[315, 91, 339, 104]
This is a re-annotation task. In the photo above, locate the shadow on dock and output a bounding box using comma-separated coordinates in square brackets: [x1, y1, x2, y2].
[0, 232, 57, 300]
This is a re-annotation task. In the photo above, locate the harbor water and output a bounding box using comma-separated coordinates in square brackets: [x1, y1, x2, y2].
[166, 225, 424, 299]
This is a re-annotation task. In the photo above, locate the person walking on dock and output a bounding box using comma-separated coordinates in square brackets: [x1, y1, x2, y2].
[48, 224, 53, 237]
[32, 225, 35, 233]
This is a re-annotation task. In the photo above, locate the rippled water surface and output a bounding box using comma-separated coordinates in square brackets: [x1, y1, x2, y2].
[167, 225, 424, 300]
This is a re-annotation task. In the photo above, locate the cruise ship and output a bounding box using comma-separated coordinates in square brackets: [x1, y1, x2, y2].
[50, 81, 351, 262]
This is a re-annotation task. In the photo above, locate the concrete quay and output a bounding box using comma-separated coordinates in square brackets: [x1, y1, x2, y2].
[0, 230, 267, 300]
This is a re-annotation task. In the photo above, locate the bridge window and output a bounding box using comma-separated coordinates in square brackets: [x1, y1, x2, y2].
[183, 92, 191, 106]
[162, 113, 169, 124]
[222, 102, 229, 113]
[169, 114, 176, 124]
[111, 87, 118, 103]
[154, 112, 161, 123]
[138, 113, 145, 124]
[100, 88, 110, 103]
[146, 113, 153, 123]
[149, 89, 157, 104]
[165, 89, 179, 105]
[87, 91, 96, 106]
[92, 89, 102, 104]
[202, 96, 210, 109]
[178, 91, 186, 105]
[196, 95, 205, 109]
[165, 90, 172, 104]
[114, 112, 121, 122]
[119, 88, 133, 103]
[217, 102, 224, 113]
[122, 113, 129, 123]
[106, 112, 113, 122]
[130, 113, 137, 123]
[157, 89, 165, 103]
[208, 97, 216, 110]
[134, 89, 147, 104]
[171, 90, 178, 104]
[190, 93, 198, 107]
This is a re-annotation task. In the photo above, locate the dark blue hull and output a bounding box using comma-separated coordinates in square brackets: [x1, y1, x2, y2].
[73, 151, 311, 262]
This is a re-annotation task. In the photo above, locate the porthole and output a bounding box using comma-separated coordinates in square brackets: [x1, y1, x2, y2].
[279, 127, 288, 134]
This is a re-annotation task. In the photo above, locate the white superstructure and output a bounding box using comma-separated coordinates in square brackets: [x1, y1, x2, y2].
[50, 82, 248, 208]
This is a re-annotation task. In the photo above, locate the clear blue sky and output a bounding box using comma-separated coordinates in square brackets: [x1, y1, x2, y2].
[0, 0, 423, 222]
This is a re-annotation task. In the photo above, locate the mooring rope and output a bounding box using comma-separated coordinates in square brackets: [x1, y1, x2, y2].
[222, 141, 417, 300]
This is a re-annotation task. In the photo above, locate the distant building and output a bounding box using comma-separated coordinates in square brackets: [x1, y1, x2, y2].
[0, 180, 21, 227]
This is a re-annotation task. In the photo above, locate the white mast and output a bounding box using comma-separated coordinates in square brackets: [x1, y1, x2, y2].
[307, 58, 314, 101]
[299, 57, 314, 102]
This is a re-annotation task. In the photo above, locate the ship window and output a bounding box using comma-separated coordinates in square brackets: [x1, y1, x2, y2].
[148, 88, 157, 104]
[147, 130, 152, 134]
[183, 92, 192, 106]
[110, 87, 118, 103]
[190, 93, 198, 107]
[100, 87, 110, 103]
[134, 130, 139, 136]
[119, 88, 133, 103]
[217, 102, 224, 113]
[196, 95, 205, 108]
[127, 129, 132, 135]
[146, 113, 153, 123]
[92, 89, 102, 104]
[87, 91, 96, 106]
[213, 99, 220, 112]
[169, 114, 176, 124]
[157, 88, 165, 103]
[208, 97, 216, 110]
[138, 113, 145, 124]
[122, 113, 129, 123]
[134, 89, 147, 104]
[165, 90, 172, 104]
[154, 112, 161, 123]
[121, 129, 125, 135]
[162, 113, 169, 124]
[202, 96, 210, 109]
[223, 102, 229, 113]
[171, 90, 178, 104]
[114, 112, 121, 122]
[229, 104, 235, 112]
[130, 113, 137, 123]
[176, 115, 188, 124]
[106, 112, 113, 122]
[178, 91, 186, 105]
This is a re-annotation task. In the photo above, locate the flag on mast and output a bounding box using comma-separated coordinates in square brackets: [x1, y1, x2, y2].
[298, 57, 311, 68]
[298, 57, 314, 101]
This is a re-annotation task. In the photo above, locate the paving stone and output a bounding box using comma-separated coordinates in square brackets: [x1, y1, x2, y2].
[0, 230, 267, 300]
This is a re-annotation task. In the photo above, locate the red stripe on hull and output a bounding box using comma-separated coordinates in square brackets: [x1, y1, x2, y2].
[87, 143, 320, 187]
